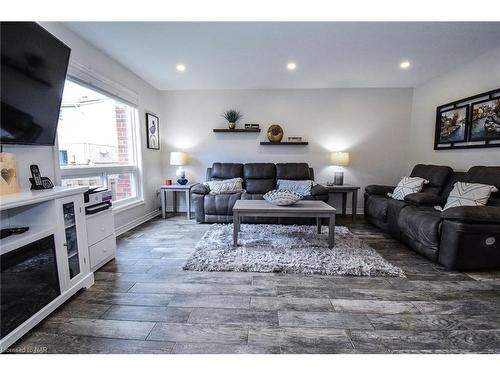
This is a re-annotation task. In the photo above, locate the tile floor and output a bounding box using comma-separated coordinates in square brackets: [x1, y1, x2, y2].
[10, 215, 500, 353]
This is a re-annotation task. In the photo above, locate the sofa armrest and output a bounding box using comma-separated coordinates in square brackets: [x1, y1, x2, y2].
[365, 185, 395, 196]
[442, 206, 500, 224]
[191, 183, 209, 195]
[311, 184, 328, 196]
[404, 192, 444, 206]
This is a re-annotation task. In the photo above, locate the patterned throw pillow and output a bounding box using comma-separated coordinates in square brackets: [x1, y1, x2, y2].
[276, 179, 313, 196]
[204, 178, 244, 195]
[263, 189, 302, 206]
[437, 182, 498, 211]
[388, 176, 429, 201]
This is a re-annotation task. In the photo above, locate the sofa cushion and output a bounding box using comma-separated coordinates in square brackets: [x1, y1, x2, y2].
[277, 179, 313, 196]
[210, 163, 244, 180]
[365, 185, 396, 196]
[204, 192, 242, 215]
[276, 163, 311, 180]
[398, 205, 443, 251]
[442, 206, 500, 224]
[440, 182, 498, 210]
[389, 176, 428, 200]
[463, 166, 500, 207]
[243, 163, 276, 194]
[410, 164, 453, 195]
[241, 192, 264, 200]
[404, 192, 444, 206]
[204, 177, 244, 195]
[365, 195, 390, 222]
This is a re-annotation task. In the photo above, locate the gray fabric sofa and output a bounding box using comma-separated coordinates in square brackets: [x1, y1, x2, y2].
[364, 164, 500, 270]
[192, 162, 329, 224]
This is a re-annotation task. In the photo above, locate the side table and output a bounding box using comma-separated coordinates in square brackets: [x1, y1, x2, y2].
[321, 184, 360, 222]
[160, 183, 198, 220]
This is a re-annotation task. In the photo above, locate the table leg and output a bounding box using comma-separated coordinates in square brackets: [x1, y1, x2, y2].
[342, 192, 347, 217]
[160, 189, 166, 219]
[352, 189, 358, 223]
[329, 214, 336, 249]
[173, 191, 177, 214]
[233, 212, 239, 246]
[185, 189, 191, 220]
[316, 217, 321, 234]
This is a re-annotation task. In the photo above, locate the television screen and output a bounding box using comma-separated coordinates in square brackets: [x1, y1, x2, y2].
[1, 22, 71, 145]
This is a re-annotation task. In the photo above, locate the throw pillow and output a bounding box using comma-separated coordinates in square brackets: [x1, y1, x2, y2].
[388, 176, 429, 201]
[436, 182, 498, 211]
[204, 177, 244, 195]
[276, 179, 313, 196]
[263, 189, 302, 206]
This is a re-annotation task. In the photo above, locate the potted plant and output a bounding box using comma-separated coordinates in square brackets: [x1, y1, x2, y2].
[222, 110, 242, 130]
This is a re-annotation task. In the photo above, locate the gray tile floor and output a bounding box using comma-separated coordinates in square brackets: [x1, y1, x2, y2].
[11, 215, 500, 353]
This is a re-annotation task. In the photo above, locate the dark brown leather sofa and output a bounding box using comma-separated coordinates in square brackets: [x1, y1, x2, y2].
[192, 162, 328, 224]
[364, 164, 500, 270]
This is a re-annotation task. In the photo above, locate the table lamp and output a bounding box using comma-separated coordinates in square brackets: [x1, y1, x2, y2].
[330, 152, 349, 185]
[170, 151, 188, 185]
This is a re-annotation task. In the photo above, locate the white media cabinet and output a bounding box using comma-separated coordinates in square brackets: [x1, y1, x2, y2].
[0, 186, 95, 351]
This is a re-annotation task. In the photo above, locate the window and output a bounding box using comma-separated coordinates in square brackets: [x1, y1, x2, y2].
[58, 80, 142, 207]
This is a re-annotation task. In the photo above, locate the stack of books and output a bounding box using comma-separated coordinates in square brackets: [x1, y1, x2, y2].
[244, 124, 260, 130]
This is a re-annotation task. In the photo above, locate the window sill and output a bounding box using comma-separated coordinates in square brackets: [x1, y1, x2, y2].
[112, 199, 145, 214]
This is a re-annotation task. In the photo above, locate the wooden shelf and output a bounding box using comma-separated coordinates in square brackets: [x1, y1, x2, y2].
[260, 141, 309, 145]
[213, 128, 261, 133]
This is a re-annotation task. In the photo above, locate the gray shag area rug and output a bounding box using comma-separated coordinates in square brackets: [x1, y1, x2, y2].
[183, 224, 405, 277]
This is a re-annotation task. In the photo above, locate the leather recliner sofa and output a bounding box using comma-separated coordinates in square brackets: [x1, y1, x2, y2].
[192, 162, 329, 224]
[364, 164, 500, 270]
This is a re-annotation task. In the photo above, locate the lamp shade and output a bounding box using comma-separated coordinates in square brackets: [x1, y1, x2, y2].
[170, 151, 187, 166]
[330, 152, 349, 166]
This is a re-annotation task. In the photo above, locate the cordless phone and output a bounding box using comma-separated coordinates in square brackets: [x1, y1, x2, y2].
[30, 164, 42, 186]
[29, 164, 54, 190]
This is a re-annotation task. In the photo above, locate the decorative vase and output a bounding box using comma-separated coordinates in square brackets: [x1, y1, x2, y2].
[228, 122, 236, 130]
[267, 124, 283, 142]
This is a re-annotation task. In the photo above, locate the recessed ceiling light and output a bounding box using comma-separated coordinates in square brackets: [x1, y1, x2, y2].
[287, 62, 297, 70]
[176, 64, 186, 72]
[400, 61, 411, 69]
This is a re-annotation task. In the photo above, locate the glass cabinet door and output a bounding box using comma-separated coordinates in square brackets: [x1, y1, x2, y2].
[63, 202, 80, 279]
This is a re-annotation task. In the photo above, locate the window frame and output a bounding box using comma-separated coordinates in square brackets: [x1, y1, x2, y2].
[57, 75, 144, 211]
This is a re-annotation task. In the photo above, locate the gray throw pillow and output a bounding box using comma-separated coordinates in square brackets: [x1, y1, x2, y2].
[276, 179, 313, 196]
[204, 178, 244, 195]
[435, 182, 498, 211]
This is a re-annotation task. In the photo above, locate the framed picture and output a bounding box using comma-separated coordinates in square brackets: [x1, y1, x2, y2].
[434, 88, 500, 150]
[146, 113, 160, 150]
[470, 97, 500, 142]
[437, 105, 469, 144]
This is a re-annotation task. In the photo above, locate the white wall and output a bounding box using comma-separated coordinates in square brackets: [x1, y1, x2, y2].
[3, 23, 163, 231]
[159, 88, 414, 212]
[408, 47, 500, 171]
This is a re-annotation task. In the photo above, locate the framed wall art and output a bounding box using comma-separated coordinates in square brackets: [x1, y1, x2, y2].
[146, 112, 160, 150]
[434, 88, 500, 150]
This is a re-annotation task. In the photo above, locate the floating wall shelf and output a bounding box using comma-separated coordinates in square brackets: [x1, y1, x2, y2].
[260, 141, 309, 145]
[213, 128, 261, 133]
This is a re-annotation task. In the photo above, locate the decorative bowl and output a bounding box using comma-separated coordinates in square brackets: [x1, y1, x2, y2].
[267, 124, 284, 142]
[263, 189, 302, 206]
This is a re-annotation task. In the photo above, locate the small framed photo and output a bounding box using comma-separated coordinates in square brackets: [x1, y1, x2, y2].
[146, 113, 160, 150]
[437, 105, 469, 144]
[470, 97, 500, 142]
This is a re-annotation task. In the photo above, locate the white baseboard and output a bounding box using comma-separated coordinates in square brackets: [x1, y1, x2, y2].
[115, 209, 160, 236]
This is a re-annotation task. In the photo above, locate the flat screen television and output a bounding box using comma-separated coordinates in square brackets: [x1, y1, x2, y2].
[1, 22, 71, 145]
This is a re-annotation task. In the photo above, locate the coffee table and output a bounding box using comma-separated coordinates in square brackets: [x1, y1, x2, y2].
[232, 200, 336, 248]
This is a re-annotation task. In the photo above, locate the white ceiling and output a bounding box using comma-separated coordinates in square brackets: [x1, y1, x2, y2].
[63, 22, 500, 90]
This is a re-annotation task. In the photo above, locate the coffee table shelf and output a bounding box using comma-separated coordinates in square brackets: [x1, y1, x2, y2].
[232, 200, 336, 248]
